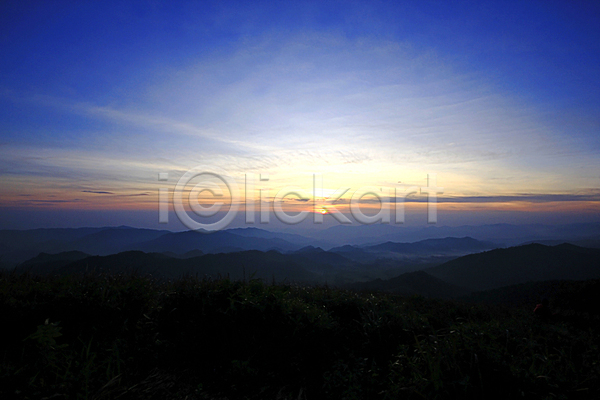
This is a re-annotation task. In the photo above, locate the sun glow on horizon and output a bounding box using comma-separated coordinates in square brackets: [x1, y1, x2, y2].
[0, 1, 599, 229]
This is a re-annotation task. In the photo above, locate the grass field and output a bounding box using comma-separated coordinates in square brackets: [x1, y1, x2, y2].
[1, 271, 598, 399]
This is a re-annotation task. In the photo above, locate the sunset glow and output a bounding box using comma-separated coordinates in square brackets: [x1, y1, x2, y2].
[0, 1, 599, 230]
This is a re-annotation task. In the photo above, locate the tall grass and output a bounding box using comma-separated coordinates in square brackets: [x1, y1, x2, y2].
[1, 270, 598, 399]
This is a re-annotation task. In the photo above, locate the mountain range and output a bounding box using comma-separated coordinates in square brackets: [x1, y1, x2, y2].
[0, 226, 500, 267]
[4, 225, 600, 304]
[426, 243, 600, 291]
[349, 242, 600, 301]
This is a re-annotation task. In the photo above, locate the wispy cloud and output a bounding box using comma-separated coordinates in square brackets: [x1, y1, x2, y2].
[1, 18, 598, 220]
[82, 190, 114, 194]
[21, 199, 84, 204]
[399, 191, 600, 204]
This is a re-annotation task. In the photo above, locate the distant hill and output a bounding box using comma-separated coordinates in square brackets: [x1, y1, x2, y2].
[50, 251, 172, 276]
[18, 250, 325, 283]
[0, 227, 108, 266]
[364, 236, 497, 255]
[309, 222, 600, 247]
[130, 230, 302, 254]
[55, 227, 171, 255]
[4, 224, 599, 267]
[426, 243, 600, 291]
[16, 251, 91, 275]
[0, 226, 307, 266]
[290, 246, 355, 267]
[0, 227, 105, 251]
[329, 237, 497, 265]
[226, 227, 315, 246]
[328, 245, 376, 263]
[519, 236, 600, 249]
[346, 270, 471, 299]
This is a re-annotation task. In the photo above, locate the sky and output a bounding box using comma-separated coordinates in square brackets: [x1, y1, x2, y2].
[1, 0, 599, 230]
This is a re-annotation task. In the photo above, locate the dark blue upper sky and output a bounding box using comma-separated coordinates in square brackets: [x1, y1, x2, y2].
[2, 1, 598, 105]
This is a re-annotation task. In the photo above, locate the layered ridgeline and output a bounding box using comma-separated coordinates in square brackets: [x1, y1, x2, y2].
[425, 243, 600, 291]
[11, 243, 600, 303]
[347, 243, 600, 299]
[15, 250, 327, 283]
[3, 222, 600, 267]
[2, 226, 499, 286]
[0, 227, 304, 266]
[0, 226, 499, 268]
[4, 226, 600, 302]
[309, 222, 600, 247]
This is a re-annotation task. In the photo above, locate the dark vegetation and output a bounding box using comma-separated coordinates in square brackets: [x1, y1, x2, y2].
[345, 270, 471, 299]
[2, 271, 599, 399]
[462, 279, 600, 315]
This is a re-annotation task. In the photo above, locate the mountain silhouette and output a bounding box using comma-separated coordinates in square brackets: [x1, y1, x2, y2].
[364, 236, 497, 254]
[130, 230, 301, 254]
[19, 250, 322, 283]
[16, 251, 91, 274]
[0, 227, 308, 266]
[426, 243, 600, 291]
[328, 237, 497, 264]
[55, 227, 170, 255]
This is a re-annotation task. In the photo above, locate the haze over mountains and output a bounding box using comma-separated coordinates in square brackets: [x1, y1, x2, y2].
[3, 223, 600, 304]
[3, 222, 599, 265]
[306, 222, 600, 247]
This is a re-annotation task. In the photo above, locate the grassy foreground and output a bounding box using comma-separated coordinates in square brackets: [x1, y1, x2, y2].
[1, 271, 598, 399]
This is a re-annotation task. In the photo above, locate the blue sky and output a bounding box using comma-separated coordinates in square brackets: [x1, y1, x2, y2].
[1, 1, 599, 230]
